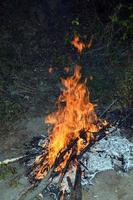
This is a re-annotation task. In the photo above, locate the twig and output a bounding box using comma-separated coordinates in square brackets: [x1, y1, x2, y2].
[78, 128, 108, 160]
[58, 145, 77, 187]
[100, 99, 118, 118]
[78, 160, 89, 171]
[0, 156, 26, 165]
[17, 166, 54, 200]
[52, 138, 78, 170]
[78, 110, 133, 160]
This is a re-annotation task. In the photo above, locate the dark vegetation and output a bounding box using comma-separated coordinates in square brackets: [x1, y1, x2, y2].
[0, 0, 133, 129]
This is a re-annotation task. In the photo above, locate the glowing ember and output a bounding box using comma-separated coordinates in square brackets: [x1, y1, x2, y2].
[34, 65, 104, 180]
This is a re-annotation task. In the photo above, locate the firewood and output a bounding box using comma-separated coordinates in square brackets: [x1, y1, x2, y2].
[0, 155, 26, 165]
[78, 125, 110, 160]
[16, 166, 54, 200]
[16, 120, 129, 200]
[58, 143, 78, 187]
[53, 138, 78, 170]
[16, 129, 107, 200]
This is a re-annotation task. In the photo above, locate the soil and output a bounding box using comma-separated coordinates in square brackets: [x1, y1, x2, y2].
[0, 117, 133, 200]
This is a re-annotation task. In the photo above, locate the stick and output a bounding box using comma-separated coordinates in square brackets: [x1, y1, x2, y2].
[0, 156, 26, 165]
[53, 138, 78, 170]
[58, 144, 77, 187]
[78, 160, 89, 171]
[78, 130, 107, 160]
[100, 99, 118, 118]
[78, 110, 133, 160]
[17, 166, 54, 200]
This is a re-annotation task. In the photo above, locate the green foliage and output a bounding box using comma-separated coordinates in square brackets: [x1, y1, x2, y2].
[88, 63, 133, 107]
[110, 3, 133, 41]
[0, 95, 22, 122]
[116, 65, 133, 107]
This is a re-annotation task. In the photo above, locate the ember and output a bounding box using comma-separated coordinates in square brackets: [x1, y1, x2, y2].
[34, 65, 106, 180]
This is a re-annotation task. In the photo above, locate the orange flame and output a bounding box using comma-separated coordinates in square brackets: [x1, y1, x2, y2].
[34, 65, 104, 180]
[71, 35, 85, 53]
[71, 35, 93, 53]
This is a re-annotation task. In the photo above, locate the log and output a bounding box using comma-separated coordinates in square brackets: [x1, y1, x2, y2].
[16, 166, 54, 200]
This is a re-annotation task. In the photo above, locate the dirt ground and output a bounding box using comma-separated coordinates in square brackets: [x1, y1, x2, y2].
[83, 170, 133, 200]
[0, 116, 133, 200]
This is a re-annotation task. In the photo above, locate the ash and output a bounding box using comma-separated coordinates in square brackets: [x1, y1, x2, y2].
[25, 128, 133, 196]
[81, 128, 133, 186]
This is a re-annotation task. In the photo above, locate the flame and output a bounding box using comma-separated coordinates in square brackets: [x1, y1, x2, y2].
[34, 65, 104, 179]
[71, 35, 85, 53]
[71, 35, 93, 53]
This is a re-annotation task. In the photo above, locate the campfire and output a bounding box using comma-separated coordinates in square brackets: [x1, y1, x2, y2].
[17, 59, 111, 200]
[33, 65, 106, 181]
[28, 35, 107, 186]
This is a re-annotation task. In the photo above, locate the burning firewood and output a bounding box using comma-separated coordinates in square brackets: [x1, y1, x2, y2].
[29, 65, 107, 182]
